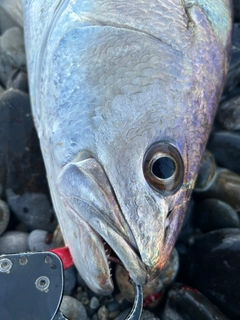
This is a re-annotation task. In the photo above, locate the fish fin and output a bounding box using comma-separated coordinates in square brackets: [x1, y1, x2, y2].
[0, 0, 23, 28]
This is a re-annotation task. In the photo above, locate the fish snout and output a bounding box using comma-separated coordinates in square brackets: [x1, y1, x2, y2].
[126, 193, 171, 282]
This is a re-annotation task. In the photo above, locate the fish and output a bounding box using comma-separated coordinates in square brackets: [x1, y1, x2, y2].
[16, 0, 233, 295]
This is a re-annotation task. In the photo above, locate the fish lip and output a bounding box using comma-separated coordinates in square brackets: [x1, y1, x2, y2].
[64, 200, 147, 287]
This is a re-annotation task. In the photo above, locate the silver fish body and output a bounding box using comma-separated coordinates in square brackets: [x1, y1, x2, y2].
[21, 0, 232, 294]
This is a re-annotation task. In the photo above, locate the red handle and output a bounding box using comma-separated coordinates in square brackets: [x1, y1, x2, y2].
[49, 247, 74, 270]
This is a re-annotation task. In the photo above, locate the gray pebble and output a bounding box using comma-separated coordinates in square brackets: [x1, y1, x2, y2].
[7, 189, 56, 232]
[0, 27, 26, 86]
[28, 229, 54, 252]
[98, 306, 109, 320]
[60, 295, 88, 320]
[0, 199, 10, 236]
[63, 266, 77, 296]
[90, 296, 100, 310]
[107, 301, 119, 313]
[0, 231, 29, 253]
[0, 8, 19, 35]
[0, 1, 23, 30]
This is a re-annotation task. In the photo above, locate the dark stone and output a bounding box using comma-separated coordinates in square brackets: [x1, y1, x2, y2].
[63, 266, 77, 296]
[194, 150, 216, 191]
[188, 228, 240, 319]
[6, 190, 57, 232]
[223, 46, 240, 94]
[216, 94, 240, 131]
[0, 89, 55, 230]
[234, 1, 240, 22]
[207, 131, 240, 175]
[162, 283, 228, 320]
[195, 198, 240, 233]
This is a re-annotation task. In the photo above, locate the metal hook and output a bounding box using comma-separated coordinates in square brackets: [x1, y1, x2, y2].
[125, 277, 143, 320]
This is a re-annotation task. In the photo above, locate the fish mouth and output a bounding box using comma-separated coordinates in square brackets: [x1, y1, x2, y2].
[57, 156, 147, 294]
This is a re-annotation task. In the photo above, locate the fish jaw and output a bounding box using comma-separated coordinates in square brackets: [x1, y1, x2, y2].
[57, 157, 148, 293]
[56, 156, 181, 293]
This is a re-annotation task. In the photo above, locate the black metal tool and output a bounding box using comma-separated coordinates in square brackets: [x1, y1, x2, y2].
[0, 248, 143, 320]
[0, 251, 64, 320]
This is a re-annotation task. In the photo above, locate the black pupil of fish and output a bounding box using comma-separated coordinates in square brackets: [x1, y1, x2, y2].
[152, 157, 176, 179]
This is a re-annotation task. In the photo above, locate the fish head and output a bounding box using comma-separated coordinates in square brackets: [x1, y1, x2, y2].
[22, 0, 232, 295]
[56, 1, 232, 295]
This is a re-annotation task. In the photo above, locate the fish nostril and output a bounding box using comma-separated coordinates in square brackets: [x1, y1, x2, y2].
[167, 209, 172, 218]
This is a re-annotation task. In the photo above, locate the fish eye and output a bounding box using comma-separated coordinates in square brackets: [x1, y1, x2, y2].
[143, 142, 184, 196]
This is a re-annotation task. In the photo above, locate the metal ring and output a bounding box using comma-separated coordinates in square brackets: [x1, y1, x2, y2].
[0, 258, 13, 273]
[35, 276, 50, 292]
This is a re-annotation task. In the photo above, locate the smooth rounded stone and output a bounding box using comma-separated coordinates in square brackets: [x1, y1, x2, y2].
[97, 305, 109, 320]
[0, 89, 31, 191]
[107, 300, 119, 313]
[28, 229, 55, 252]
[177, 199, 195, 245]
[89, 296, 100, 310]
[0, 27, 26, 86]
[194, 168, 240, 212]
[63, 266, 77, 296]
[207, 131, 240, 175]
[0, 89, 52, 213]
[194, 150, 216, 191]
[162, 283, 228, 320]
[116, 249, 179, 304]
[188, 228, 240, 319]
[7, 70, 28, 93]
[195, 198, 240, 233]
[0, 7, 19, 35]
[60, 295, 88, 320]
[223, 46, 240, 94]
[0, 1, 23, 29]
[216, 94, 240, 131]
[0, 230, 29, 253]
[233, 23, 240, 48]
[7, 189, 57, 232]
[0, 199, 10, 235]
[234, 1, 240, 21]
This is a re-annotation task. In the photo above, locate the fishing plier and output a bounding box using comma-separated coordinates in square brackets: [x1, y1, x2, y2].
[0, 247, 143, 319]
